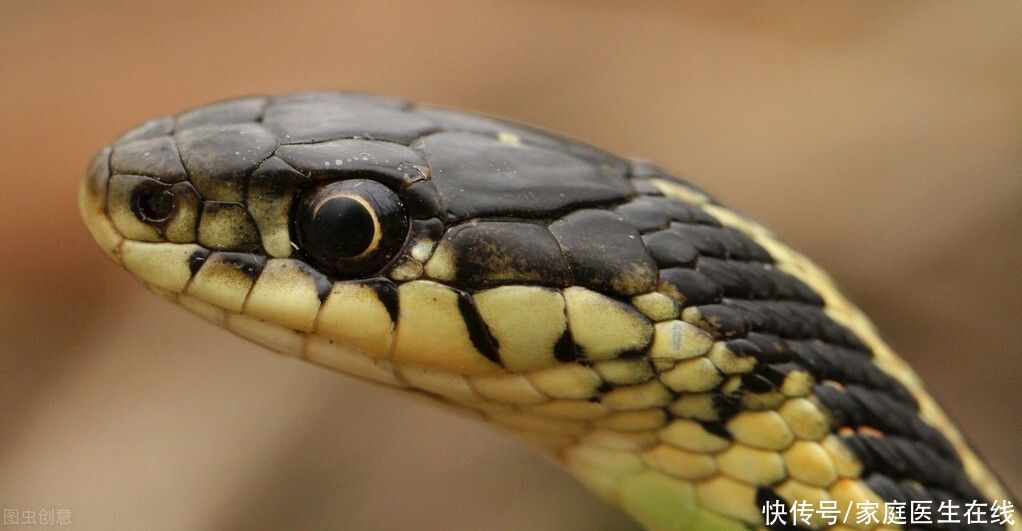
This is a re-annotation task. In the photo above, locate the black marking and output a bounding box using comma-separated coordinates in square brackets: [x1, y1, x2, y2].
[553, 331, 577, 363]
[724, 338, 765, 361]
[269, 258, 334, 304]
[455, 290, 501, 365]
[699, 420, 733, 441]
[596, 381, 613, 394]
[313, 274, 333, 303]
[740, 372, 776, 393]
[364, 277, 399, 323]
[218, 252, 267, 280]
[188, 248, 211, 275]
[710, 394, 742, 422]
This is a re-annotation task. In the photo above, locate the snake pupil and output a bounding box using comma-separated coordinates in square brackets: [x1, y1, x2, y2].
[134, 187, 177, 223]
[311, 196, 375, 257]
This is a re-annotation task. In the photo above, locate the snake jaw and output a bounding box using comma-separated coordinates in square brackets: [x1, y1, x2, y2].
[81, 91, 1016, 531]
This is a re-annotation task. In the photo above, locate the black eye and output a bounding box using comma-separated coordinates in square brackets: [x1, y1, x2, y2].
[296, 179, 409, 277]
[132, 183, 177, 223]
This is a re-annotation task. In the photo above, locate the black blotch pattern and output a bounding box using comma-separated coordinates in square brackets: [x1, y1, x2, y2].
[188, 248, 211, 275]
[455, 290, 501, 366]
[699, 420, 734, 441]
[363, 277, 400, 323]
[554, 332, 577, 363]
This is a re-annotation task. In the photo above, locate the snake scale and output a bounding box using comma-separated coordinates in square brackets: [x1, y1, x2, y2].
[79, 91, 1016, 530]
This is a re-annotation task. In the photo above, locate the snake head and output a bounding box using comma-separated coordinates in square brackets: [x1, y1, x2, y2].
[81, 91, 1014, 530]
[80, 91, 686, 388]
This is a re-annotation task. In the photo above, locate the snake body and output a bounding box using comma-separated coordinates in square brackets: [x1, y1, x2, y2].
[80, 91, 1015, 530]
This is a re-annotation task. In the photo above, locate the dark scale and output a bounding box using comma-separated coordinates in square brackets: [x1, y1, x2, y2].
[263, 91, 438, 144]
[176, 122, 278, 201]
[414, 131, 634, 221]
[549, 209, 659, 296]
[643, 231, 700, 268]
[438, 221, 572, 289]
[614, 198, 674, 233]
[174, 96, 267, 130]
[658, 268, 722, 306]
[111, 135, 188, 182]
[626, 160, 715, 201]
[414, 104, 630, 174]
[274, 139, 429, 190]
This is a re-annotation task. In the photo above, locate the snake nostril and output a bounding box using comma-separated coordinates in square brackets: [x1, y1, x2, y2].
[133, 186, 177, 223]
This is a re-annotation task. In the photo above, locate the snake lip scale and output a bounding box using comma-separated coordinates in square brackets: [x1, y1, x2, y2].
[79, 91, 1016, 531]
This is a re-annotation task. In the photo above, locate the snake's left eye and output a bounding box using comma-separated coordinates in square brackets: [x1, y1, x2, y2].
[296, 179, 409, 277]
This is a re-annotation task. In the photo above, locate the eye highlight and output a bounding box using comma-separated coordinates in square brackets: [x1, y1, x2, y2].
[296, 179, 409, 277]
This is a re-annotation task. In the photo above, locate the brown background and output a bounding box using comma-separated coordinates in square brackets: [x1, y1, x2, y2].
[0, 2, 1019, 530]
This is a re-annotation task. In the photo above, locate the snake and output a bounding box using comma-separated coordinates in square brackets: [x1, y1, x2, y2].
[79, 91, 1016, 530]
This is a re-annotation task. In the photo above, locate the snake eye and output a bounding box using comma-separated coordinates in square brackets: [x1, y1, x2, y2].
[296, 179, 409, 277]
[132, 183, 177, 223]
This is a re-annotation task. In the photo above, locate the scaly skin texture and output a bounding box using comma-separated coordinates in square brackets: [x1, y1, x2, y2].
[80, 92, 1016, 530]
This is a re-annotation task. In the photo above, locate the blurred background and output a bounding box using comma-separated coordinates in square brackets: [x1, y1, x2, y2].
[1, 1, 1019, 529]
